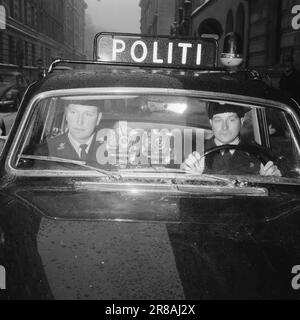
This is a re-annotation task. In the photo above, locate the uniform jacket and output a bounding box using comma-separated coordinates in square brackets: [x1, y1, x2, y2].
[36, 133, 103, 166]
[204, 138, 261, 175]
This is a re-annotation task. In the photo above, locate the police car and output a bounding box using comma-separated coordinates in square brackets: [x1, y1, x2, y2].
[0, 32, 300, 299]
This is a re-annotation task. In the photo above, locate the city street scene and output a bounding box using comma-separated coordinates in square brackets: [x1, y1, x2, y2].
[0, 0, 300, 304]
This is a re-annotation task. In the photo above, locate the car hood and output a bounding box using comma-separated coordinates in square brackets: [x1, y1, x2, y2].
[1, 181, 300, 299]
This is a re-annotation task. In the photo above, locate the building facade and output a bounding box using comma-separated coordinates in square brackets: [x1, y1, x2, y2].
[179, 0, 249, 66]
[247, 0, 300, 70]
[0, 0, 87, 82]
[140, 0, 300, 85]
[177, 0, 299, 81]
[139, 0, 176, 35]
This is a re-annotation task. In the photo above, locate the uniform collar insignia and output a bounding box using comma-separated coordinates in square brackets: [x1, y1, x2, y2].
[58, 143, 65, 150]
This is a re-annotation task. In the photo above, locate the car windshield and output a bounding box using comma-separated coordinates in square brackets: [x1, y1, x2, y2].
[0, 74, 15, 84]
[11, 92, 300, 182]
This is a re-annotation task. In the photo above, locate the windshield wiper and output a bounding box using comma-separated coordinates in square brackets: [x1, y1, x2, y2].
[120, 167, 235, 184]
[18, 154, 122, 180]
[18, 155, 248, 185]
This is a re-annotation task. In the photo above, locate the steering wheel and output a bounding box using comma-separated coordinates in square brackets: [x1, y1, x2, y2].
[203, 144, 275, 166]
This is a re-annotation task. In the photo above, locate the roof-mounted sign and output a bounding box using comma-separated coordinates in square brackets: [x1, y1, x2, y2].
[94, 32, 217, 69]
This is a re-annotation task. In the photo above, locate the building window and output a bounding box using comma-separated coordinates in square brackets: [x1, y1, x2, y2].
[31, 44, 35, 66]
[225, 10, 234, 34]
[236, 4, 245, 38]
[16, 39, 24, 67]
[24, 0, 28, 24]
[198, 18, 223, 39]
[0, 33, 3, 63]
[31, 6, 35, 27]
[45, 48, 51, 65]
[40, 46, 44, 65]
[9, 36, 15, 64]
[268, 0, 282, 65]
[19, 0, 23, 22]
[9, 0, 14, 18]
[24, 41, 28, 66]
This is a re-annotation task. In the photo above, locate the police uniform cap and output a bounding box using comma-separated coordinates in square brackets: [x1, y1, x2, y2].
[207, 102, 248, 119]
[64, 100, 102, 111]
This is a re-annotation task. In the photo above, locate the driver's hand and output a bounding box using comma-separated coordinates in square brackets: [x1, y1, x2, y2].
[260, 161, 281, 177]
[180, 151, 204, 173]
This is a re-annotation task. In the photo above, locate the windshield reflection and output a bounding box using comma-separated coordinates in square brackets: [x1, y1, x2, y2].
[11, 93, 300, 183]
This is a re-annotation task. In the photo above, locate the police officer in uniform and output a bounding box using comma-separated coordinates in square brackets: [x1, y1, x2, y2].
[181, 103, 281, 176]
[36, 103, 103, 165]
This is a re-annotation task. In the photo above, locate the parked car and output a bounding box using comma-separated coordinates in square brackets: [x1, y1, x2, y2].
[50, 66, 73, 73]
[1, 33, 300, 300]
[0, 71, 28, 110]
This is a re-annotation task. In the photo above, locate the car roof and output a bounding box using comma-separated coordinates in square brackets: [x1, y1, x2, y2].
[27, 66, 292, 106]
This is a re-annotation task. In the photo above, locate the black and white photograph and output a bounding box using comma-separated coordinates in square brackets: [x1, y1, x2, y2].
[0, 0, 300, 304]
